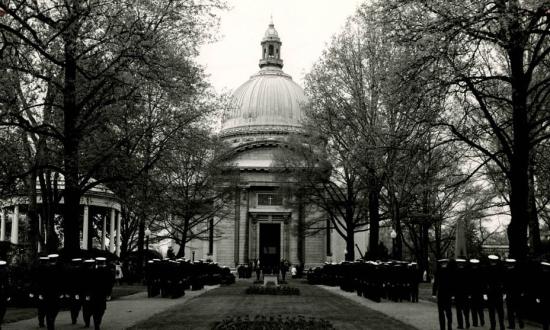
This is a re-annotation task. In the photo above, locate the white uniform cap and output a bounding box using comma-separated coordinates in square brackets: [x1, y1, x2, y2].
[71, 258, 82, 262]
[488, 255, 499, 260]
[469, 259, 480, 264]
[541, 262, 550, 267]
[456, 258, 467, 263]
[0, 261, 6, 266]
[505, 258, 516, 263]
[84, 259, 95, 263]
[48, 254, 59, 259]
[39, 257, 49, 260]
[95, 257, 107, 261]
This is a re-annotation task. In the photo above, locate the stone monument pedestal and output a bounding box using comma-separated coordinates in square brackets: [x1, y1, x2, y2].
[263, 274, 279, 286]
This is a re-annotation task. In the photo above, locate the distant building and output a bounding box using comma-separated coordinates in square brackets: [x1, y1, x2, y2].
[182, 20, 369, 268]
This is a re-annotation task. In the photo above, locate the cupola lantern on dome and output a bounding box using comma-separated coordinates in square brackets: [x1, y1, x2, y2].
[259, 17, 283, 69]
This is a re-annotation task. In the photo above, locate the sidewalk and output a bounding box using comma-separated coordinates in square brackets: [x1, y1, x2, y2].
[3, 286, 219, 330]
[318, 285, 541, 330]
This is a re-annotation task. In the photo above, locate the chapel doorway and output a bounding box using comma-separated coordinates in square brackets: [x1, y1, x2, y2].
[259, 223, 280, 274]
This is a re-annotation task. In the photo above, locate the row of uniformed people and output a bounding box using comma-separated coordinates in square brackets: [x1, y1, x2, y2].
[27, 254, 115, 330]
[433, 256, 550, 330]
[307, 260, 421, 303]
[145, 259, 235, 299]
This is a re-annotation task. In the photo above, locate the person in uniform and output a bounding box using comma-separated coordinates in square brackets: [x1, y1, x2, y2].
[81, 258, 96, 328]
[503, 258, 524, 329]
[408, 262, 420, 303]
[455, 258, 470, 329]
[43, 254, 63, 330]
[145, 260, 155, 298]
[0, 260, 10, 328]
[486, 255, 505, 330]
[67, 258, 83, 325]
[90, 257, 114, 330]
[468, 258, 485, 327]
[433, 258, 455, 330]
[535, 261, 550, 330]
[30, 256, 49, 328]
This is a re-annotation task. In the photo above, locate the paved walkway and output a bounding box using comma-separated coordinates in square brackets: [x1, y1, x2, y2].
[319, 285, 542, 330]
[130, 279, 417, 330]
[3, 286, 218, 330]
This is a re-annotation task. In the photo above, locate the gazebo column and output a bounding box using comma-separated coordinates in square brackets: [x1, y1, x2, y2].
[109, 209, 115, 253]
[11, 205, 19, 244]
[101, 214, 107, 250]
[115, 211, 121, 256]
[82, 205, 89, 250]
[0, 209, 5, 241]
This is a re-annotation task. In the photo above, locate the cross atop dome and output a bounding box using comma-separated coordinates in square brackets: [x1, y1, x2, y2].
[259, 17, 283, 68]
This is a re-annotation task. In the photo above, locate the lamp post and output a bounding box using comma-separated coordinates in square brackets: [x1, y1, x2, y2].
[390, 229, 397, 260]
[144, 228, 151, 261]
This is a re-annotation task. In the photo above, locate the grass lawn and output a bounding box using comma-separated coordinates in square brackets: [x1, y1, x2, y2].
[130, 280, 418, 330]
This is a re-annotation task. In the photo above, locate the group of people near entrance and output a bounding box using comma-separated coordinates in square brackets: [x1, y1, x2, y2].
[307, 260, 421, 303]
[27, 254, 115, 330]
[145, 258, 235, 299]
[433, 256, 550, 330]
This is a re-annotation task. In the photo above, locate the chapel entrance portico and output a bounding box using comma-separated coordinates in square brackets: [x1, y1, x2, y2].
[259, 222, 280, 273]
[248, 210, 292, 266]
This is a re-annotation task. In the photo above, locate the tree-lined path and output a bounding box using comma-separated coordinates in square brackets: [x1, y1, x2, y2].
[2, 279, 545, 329]
[129, 280, 416, 330]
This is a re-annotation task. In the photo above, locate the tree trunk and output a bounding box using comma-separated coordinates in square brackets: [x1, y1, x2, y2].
[390, 192, 402, 259]
[346, 227, 355, 261]
[507, 40, 530, 260]
[26, 170, 39, 257]
[137, 217, 145, 274]
[62, 48, 81, 256]
[368, 186, 380, 259]
[528, 164, 541, 255]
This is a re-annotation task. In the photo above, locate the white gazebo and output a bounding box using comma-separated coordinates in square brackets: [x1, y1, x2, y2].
[0, 175, 123, 256]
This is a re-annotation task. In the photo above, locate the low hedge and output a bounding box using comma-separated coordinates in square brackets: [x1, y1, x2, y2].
[245, 285, 300, 295]
[212, 315, 335, 330]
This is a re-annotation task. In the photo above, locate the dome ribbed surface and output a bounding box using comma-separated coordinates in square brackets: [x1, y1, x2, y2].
[221, 67, 306, 134]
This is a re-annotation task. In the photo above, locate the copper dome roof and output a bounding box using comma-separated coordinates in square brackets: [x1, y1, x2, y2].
[221, 67, 306, 135]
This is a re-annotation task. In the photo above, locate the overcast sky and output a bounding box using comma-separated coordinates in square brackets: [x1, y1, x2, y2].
[198, 0, 364, 93]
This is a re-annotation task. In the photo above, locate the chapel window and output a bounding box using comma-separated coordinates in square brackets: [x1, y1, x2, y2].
[257, 193, 282, 206]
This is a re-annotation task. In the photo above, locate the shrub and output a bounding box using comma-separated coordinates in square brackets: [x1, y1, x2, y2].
[212, 315, 335, 330]
[244, 285, 300, 295]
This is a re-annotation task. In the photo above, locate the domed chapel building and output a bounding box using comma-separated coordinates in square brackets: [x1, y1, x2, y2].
[182, 20, 368, 268]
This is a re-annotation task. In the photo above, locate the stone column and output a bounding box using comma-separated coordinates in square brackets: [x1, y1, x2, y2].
[239, 188, 249, 264]
[109, 209, 116, 253]
[11, 205, 19, 244]
[82, 205, 89, 250]
[0, 209, 5, 241]
[115, 210, 121, 256]
[234, 188, 240, 266]
[101, 214, 107, 250]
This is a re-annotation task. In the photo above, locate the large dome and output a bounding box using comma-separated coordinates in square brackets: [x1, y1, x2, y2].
[221, 67, 306, 135]
[220, 21, 307, 136]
